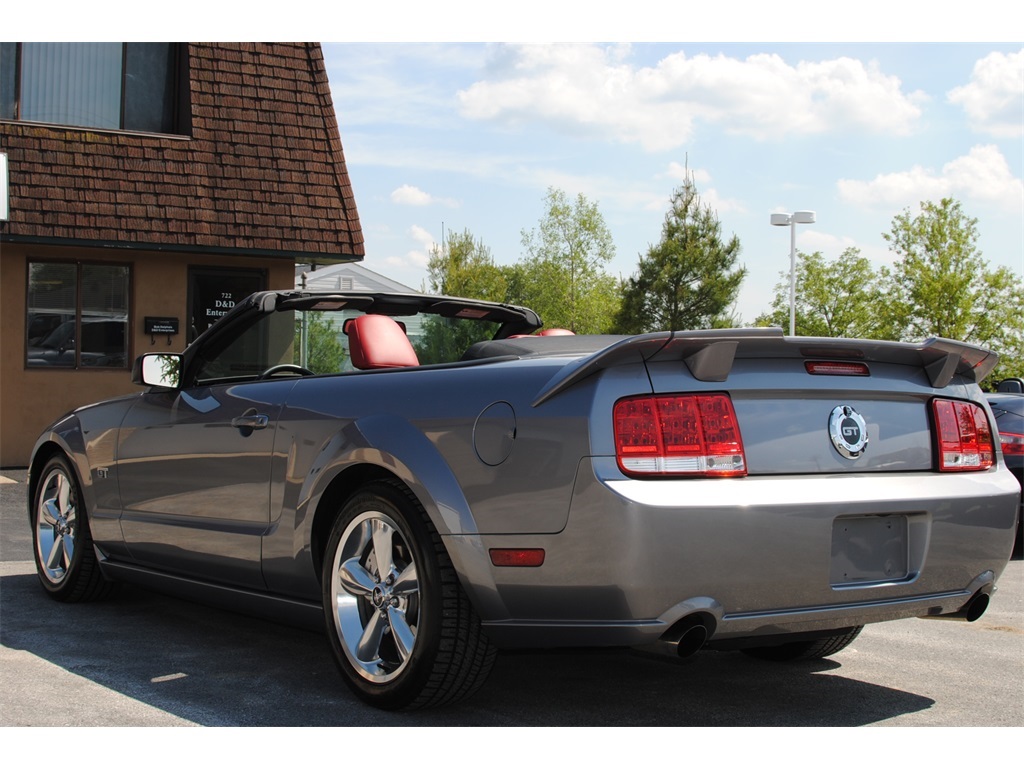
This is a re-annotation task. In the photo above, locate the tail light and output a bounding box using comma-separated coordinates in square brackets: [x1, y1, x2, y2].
[997, 430, 1024, 456]
[614, 393, 746, 477]
[932, 399, 995, 471]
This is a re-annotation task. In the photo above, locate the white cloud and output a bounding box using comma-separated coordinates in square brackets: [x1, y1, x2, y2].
[390, 184, 460, 208]
[837, 145, 1024, 213]
[400, 224, 435, 269]
[798, 230, 893, 265]
[324, 44, 488, 129]
[391, 185, 433, 206]
[661, 162, 747, 215]
[457, 44, 924, 151]
[947, 49, 1024, 138]
[665, 162, 711, 185]
[410, 224, 435, 247]
[376, 225, 434, 278]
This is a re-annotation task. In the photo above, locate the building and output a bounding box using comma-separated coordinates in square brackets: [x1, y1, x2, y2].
[296, 262, 422, 370]
[297, 260, 416, 294]
[0, 43, 363, 465]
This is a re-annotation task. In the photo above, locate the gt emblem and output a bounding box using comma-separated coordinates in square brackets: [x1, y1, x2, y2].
[829, 405, 868, 459]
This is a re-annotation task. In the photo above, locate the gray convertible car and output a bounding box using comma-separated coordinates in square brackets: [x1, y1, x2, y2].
[29, 290, 1020, 709]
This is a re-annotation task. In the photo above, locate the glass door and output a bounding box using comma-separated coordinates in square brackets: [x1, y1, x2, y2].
[187, 267, 266, 343]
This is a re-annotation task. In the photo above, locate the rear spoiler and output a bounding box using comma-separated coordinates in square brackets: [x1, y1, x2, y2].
[532, 328, 999, 406]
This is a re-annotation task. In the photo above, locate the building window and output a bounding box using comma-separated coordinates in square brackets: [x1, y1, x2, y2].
[0, 43, 187, 134]
[27, 262, 131, 369]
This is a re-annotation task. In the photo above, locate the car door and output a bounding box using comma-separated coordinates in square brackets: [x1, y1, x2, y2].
[115, 305, 299, 589]
[115, 379, 297, 589]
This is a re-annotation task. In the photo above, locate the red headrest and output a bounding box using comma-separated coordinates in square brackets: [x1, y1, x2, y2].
[346, 314, 419, 370]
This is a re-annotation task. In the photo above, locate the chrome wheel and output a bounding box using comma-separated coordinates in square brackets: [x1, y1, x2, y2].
[31, 455, 115, 603]
[36, 465, 79, 585]
[330, 509, 420, 683]
[323, 482, 496, 709]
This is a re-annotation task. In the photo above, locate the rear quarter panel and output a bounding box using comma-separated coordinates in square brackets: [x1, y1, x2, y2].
[261, 356, 640, 598]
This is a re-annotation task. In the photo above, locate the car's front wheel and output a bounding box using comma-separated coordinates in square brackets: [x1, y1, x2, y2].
[322, 481, 496, 709]
[32, 454, 115, 602]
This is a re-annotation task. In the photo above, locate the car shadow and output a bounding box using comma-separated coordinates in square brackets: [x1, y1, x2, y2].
[1, 569, 936, 727]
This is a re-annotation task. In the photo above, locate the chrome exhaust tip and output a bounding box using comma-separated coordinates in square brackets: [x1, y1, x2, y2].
[675, 622, 710, 658]
[921, 590, 991, 622]
[660, 613, 715, 658]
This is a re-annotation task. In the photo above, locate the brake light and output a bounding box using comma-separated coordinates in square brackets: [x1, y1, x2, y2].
[614, 393, 746, 477]
[932, 399, 994, 471]
[805, 361, 870, 376]
[998, 431, 1024, 456]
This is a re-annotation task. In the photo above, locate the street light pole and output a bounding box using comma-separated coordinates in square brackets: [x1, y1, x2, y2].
[770, 210, 816, 336]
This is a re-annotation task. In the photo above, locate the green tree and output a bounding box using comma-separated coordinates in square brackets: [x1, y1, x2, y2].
[425, 229, 507, 301]
[881, 198, 1023, 382]
[417, 229, 506, 363]
[614, 176, 745, 333]
[755, 248, 886, 339]
[512, 187, 620, 333]
[295, 311, 346, 374]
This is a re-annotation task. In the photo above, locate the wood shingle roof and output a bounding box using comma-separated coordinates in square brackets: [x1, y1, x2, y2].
[0, 42, 363, 261]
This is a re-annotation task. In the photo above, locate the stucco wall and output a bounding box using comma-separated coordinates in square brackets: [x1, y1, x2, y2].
[0, 244, 293, 466]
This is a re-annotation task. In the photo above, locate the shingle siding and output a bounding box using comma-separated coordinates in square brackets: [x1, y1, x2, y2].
[1, 42, 363, 261]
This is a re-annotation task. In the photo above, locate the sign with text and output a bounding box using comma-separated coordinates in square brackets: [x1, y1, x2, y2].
[188, 269, 266, 341]
[144, 317, 180, 335]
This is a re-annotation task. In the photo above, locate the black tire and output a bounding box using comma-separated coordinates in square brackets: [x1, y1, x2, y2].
[31, 455, 116, 602]
[740, 626, 863, 662]
[322, 481, 497, 710]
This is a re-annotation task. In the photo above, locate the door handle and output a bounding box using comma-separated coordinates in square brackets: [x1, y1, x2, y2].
[231, 413, 269, 430]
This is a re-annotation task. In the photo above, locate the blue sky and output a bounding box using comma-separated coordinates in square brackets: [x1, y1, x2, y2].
[14, 5, 1024, 325]
[320, 40, 1023, 323]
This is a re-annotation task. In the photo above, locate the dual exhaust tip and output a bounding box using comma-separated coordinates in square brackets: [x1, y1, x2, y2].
[666, 588, 991, 659]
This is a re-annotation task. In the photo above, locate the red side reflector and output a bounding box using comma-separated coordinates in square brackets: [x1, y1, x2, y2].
[805, 361, 870, 376]
[489, 549, 545, 567]
[932, 399, 994, 471]
[613, 393, 746, 477]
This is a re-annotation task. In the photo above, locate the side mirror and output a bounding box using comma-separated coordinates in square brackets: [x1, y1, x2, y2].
[132, 353, 182, 389]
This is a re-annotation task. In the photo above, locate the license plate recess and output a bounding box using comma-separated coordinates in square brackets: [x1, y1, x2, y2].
[830, 515, 909, 586]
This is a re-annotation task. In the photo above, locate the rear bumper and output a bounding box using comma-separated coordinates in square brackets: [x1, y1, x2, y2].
[468, 459, 1019, 648]
[480, 573, 996, 648]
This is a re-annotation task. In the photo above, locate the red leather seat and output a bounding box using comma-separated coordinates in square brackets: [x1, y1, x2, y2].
[345, 314, 419, 370]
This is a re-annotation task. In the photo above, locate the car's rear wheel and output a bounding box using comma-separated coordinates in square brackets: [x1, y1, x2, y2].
[740, 626, 863, 662]
[322, 481, 496, 709]
[32, 455, 115, 602]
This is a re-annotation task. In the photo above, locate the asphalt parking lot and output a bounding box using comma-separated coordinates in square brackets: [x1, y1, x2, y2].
[2, 467, 1022, 728]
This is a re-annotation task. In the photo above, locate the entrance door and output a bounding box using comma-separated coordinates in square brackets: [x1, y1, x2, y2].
[188, 267, 266, 342]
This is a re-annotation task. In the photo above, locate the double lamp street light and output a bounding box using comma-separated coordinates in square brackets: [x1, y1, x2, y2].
[770, 210, 816, 336]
